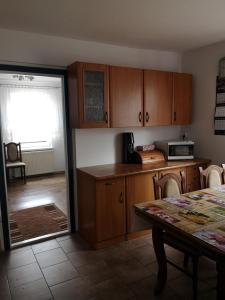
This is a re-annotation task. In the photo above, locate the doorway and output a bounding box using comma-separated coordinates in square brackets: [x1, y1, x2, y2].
[0, 65, 75, 249]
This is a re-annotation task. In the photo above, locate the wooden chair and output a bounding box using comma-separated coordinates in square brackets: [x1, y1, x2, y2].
[153, 172, 186, 199]
[4, 142, 26, 184]
[153, 172, 200, 300]
[199, 165, 225, 189]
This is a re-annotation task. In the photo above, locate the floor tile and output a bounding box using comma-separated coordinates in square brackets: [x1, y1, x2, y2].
[118, 237, 148, 251]
[42, 260, 79, 286]
[68, 250, 103, 267]
[112, 258, 152, 284]
[129, 244, 156, 265]
[168, 275, 211, 300]
[35, 248, 67, 268]
[50, 277, 96, 300]
[5, 249, 36, 269]
[130, 274, 180, 300]
[77, 260, 115, 284]
[0, 276, 11, 300]
[98, 247, 133, 266]
[55, 234, 70, 242]
[32, 239, 60, 254]
[95, 277, 135, 300]
[59, 235, 90, 253]
[10, 246, 32, 253]
[10, 278, 52, 300]
[8, 262, 43, 288]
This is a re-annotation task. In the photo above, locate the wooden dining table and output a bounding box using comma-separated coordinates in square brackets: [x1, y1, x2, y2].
[134, 185, 225, 300]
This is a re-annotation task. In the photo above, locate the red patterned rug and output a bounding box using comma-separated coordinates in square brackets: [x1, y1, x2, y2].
[9, 204, 68, 243]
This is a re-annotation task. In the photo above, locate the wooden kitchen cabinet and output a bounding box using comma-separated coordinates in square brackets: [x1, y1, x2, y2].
[126, 172, 157, 233]
[96, 178, 126, 242]
[68, 62, 109, 128]
[110, 66, 143, 127]
[172, 73, 192, 125]
[144, 70, 173, 126]
[186, 163, 208, 192]
[77, 170, 126, 249]
[77, 159, 210, 249]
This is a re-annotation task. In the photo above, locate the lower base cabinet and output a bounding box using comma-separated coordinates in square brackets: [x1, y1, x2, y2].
[96, 178, 126, 242]
[126, 172, 157, 233]
[77, 161, 209, 249]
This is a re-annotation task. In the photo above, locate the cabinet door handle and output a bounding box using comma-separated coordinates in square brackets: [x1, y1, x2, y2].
[173, 111, 176, 122]
[139, 112, 142, 123]
[105, 182, 115, 186]
[145, 112, 150, 122]
[105, 111, 108, 123]
[119, 192, 124, 204]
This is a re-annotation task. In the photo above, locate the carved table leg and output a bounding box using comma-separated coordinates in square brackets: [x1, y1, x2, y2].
[152, 225, 167, 295]
[216, 260, 225, 300]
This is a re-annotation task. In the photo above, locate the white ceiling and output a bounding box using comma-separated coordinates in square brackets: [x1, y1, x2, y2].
[1, 0, 225, 52]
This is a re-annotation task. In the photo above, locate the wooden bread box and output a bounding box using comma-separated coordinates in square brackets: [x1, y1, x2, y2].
[135, 149, 165, 164]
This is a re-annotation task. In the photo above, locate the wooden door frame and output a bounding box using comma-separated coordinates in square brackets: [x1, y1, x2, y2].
[0, 64, 76, 250]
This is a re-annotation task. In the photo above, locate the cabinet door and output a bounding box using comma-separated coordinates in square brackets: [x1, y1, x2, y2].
[110, 66, 143, 127]
[144, 70, 173, 126]
[186, 164, 208, 192]
[172, 73, 192, 125]
[96, 177, 126, 242]
[126, 172, 157, 232]
[79, 63, 109, 128]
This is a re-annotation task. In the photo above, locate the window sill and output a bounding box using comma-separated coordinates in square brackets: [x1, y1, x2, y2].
[22, 148, 54, 153]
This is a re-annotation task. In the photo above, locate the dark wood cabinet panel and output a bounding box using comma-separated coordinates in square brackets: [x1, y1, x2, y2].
[172, 73, 192, 125]
[144, 70, 173, 126]
[68, 62, 109, 128]
[186, 163, 208, 192]
[96, 178, 126, 242]
[126, 172, 157, 233]
[110, 66, 143, 127]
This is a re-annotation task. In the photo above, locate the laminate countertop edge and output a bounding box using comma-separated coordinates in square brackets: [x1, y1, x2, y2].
[77, 158, 210, 180]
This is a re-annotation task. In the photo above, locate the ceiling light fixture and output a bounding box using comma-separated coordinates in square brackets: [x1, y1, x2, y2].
[12, 75, 34, 81]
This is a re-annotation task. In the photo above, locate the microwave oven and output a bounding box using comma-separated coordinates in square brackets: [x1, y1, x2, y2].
[155, 140, 194, 160]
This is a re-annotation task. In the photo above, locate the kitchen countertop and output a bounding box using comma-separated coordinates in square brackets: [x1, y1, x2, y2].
[77, 158, 210, 180]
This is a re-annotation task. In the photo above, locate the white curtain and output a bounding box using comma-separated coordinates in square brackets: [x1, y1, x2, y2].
[0, 85, 64, 155]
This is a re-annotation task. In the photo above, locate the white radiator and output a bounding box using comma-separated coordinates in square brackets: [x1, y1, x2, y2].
[22, 150, 54, 176]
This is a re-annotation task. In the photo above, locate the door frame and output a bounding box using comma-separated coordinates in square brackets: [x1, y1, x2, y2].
[0, 64, 76, 250]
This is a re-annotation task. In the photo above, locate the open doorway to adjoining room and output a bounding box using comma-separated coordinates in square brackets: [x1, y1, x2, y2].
[0, 69, 75, 248]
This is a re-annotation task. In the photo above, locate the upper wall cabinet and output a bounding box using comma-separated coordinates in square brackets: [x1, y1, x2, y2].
[144, 70, 173, 126]
[67, 61, 192, 128]
[172, 73, 192, 125]
[68, 62, 109, 128]
[109, 66, 143, 127]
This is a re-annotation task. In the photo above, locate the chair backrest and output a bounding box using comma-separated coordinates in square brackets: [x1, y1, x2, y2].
[3, 142, 22, 162]
[153, 171, 186, 200]
[199, 165, 224, 189]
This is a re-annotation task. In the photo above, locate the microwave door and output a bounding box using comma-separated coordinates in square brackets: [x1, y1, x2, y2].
[168, 145, 194, 160]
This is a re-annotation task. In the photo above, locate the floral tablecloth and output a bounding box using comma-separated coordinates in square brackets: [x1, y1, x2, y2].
[135, 185, 225, 252]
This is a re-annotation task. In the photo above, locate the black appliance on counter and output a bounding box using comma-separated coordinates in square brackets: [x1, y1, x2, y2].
[122, 132, 136, 163]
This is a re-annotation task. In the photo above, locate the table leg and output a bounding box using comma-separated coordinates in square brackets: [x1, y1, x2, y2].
[216, 261, 225, 300]
[152, 225, 167, 295]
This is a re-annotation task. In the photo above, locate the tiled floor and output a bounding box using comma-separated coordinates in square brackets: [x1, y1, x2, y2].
[0, 232, 217, 300]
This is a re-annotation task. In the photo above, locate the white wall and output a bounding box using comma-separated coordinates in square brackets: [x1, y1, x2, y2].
[0, 28, 184, 248]
[182, 41, 225, 164]
[0, 28, 183, 168]
[75, 126, 185, 167]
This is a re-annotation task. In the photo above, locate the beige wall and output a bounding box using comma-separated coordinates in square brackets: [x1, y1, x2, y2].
[182, 41, 225, 164]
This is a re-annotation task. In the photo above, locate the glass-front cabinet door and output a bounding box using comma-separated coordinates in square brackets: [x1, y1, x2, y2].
[80, 63, 109, 128]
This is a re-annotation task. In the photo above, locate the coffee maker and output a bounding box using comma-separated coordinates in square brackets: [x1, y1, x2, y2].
[122, 132, 136, 163]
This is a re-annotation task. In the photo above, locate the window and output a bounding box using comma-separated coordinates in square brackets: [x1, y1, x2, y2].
[0, 85, 63, 151]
